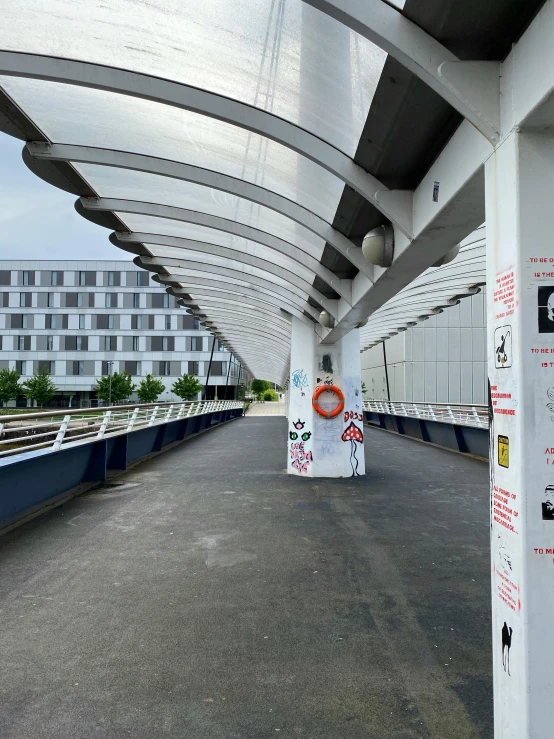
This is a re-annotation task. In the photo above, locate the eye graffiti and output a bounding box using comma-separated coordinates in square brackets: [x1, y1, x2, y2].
[289, 420, 312, 474]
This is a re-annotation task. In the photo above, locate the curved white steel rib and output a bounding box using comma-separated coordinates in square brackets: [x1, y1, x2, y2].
[301, 0, 500, 143]
[0, 53, 412, 234]
[111, 223, 350, 301]
[28, 144, 374, 278]
[167, 282, 320, 323]
[132, 249, 338, 316]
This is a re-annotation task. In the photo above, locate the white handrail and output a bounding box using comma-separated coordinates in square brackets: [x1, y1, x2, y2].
[0, 400, 244, 459]
[362, 399, 488, 429]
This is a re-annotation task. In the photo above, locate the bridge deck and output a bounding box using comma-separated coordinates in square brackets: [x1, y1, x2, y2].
[0, 418, 491, 738]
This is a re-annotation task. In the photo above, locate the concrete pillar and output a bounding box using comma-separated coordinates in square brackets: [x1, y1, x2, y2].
[288, 317, 365, 477]
[485, 130, 554, 737]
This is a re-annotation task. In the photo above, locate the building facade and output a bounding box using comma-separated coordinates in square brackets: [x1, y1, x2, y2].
[361, 291, 487, 406]
[0, 260, 246, 406]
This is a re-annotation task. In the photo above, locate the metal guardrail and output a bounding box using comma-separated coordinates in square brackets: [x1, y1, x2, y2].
[362, 399, 489, 429]
[0, 400, 244, 458]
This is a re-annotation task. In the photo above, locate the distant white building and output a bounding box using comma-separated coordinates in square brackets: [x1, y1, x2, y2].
[0, 260, 246, 407]
[361, 291, 487, 405]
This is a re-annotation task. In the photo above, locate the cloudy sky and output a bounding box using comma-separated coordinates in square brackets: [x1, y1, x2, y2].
[0, 131, 123, 261]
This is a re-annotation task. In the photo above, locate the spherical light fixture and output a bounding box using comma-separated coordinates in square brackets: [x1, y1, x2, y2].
[362, 224, 394, 267]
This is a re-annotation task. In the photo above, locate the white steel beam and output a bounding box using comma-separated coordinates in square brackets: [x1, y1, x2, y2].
[301, 0, 501, 143]
[113, 225, 350, 301]
[0, 53, 411, 234]
[134, 249, 338, 316]
[26, 143, 374, 278]
[167, 281, 320, 323]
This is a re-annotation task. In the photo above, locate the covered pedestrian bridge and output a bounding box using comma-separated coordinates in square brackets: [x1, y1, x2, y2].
[1, 0, 554, 735]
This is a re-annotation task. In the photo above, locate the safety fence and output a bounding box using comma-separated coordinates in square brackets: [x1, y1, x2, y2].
[0, 400, 244, 532]
[0, 400, 242, 458]
[362, 400, 488, 429]
[362, 399, 489, 458]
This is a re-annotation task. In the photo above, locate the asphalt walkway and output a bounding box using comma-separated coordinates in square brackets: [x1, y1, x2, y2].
[0, 417, 491, 738]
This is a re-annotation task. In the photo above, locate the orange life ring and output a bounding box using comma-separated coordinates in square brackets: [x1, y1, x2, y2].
[312, 384, 345, 419]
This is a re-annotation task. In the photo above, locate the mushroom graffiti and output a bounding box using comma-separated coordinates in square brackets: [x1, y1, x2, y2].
[342, 421, 364, 476]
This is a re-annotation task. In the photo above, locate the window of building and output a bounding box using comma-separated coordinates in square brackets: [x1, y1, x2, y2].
[22, 271, 30, 286]
[105, 293, 111, 308]
[76, 336, 88, 351]
[38, 360, 54, 374]
[124, 361, 140, 375]
[108, 271, 115, 286]
[16, 360, 28, 375]
[131, 314, 144, 330]
[165, 315, 171, 330]
[159, 361, 171, 376]
[188, 361, 199, 375]
[47, 292, 54, 308]
[191, 336, 203, 351]
[108, 314, 114, 329]
[104, 336, 116, 351]
[132, 336, 139, 351]
[162, 336, 169, 351]
[79, 314, 85, 330]
[217, 340, 226, 352]
[0, 271, 11, 286]
[133, 293, 140, 308]
[51, 270, 58, 286]
[193, 318, 200, 330]
[211, 361, 226, 375]
[22, 315, 29, 329]
[78, 271, 96, 287]
[163, 293, 169, 308]
[77, 293, 83, 307]
[18, 335, 30, 351]
[101, 361, 115, 376]
[46, 314, 56, 329]
[47, 335, 53, 351]
[137, 271, 147, 286]
[72, 360, 84, 376]
[20, 292, 31, 307]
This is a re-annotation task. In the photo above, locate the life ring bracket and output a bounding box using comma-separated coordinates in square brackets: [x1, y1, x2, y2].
[312, 384, 345, 419]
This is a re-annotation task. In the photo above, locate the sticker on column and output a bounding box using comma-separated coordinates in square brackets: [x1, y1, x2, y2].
[547, 387, 554, 422]
[494, 326, 512, 368]
[502, 622, 513, 676]
[498, 435, 510, 468]
[538, 286, 554, 332]
[542, 485, 554, 520]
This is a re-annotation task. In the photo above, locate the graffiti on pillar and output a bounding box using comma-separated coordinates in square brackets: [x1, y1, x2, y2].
[291, 369, 309, 396]
[501, 622, 513, 676]
[319, 354, 333, 374]
[538, 286, 554, 332]
[341, 421, 364, 476]
[343, 410, 364, 423]
[498, 435, 510, 468]
[494, 326, 512, 368]
[289, 419, 313, 474]
[545, 387, 554, 422]
[497, 535, 512, 572]
[541, 485, 554, 520]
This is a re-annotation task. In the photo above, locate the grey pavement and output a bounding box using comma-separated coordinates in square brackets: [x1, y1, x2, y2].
[246, 401, 286, 416]
[0, 418, 492, 738]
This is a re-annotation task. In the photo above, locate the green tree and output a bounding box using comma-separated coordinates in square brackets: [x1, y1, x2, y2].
[361, 381, 368, 395]
[137, 374, 166, 403]
[21, 368, 57, 408]
[172, 373, 203, 401]
[263, 389, 279, 402]
[95, 372, 136, 404]
[0, 368, 21, 407]
[251, 379, 271, 399]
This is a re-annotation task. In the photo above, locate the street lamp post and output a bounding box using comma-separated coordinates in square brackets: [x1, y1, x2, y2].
[107, 361, 114, 406]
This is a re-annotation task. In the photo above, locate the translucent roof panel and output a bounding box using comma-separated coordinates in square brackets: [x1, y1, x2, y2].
[117, 213, 319, 279]
[1, 77, 343, 222]
[76, 165, 325, 259]
[0, 0, 386, 155]
[154, 258, 308, 295]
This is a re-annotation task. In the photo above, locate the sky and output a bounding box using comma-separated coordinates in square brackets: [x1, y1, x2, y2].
[0, 131, 124, 261]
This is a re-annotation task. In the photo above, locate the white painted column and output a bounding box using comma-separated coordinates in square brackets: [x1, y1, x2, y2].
[486, 130, 554, 737]
[288, 316, 365, 477]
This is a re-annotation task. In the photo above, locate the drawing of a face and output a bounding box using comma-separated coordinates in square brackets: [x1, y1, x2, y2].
[289, 431, 311, 441]
[549, 293, 554, 321]
[292, 419, 305, 430]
